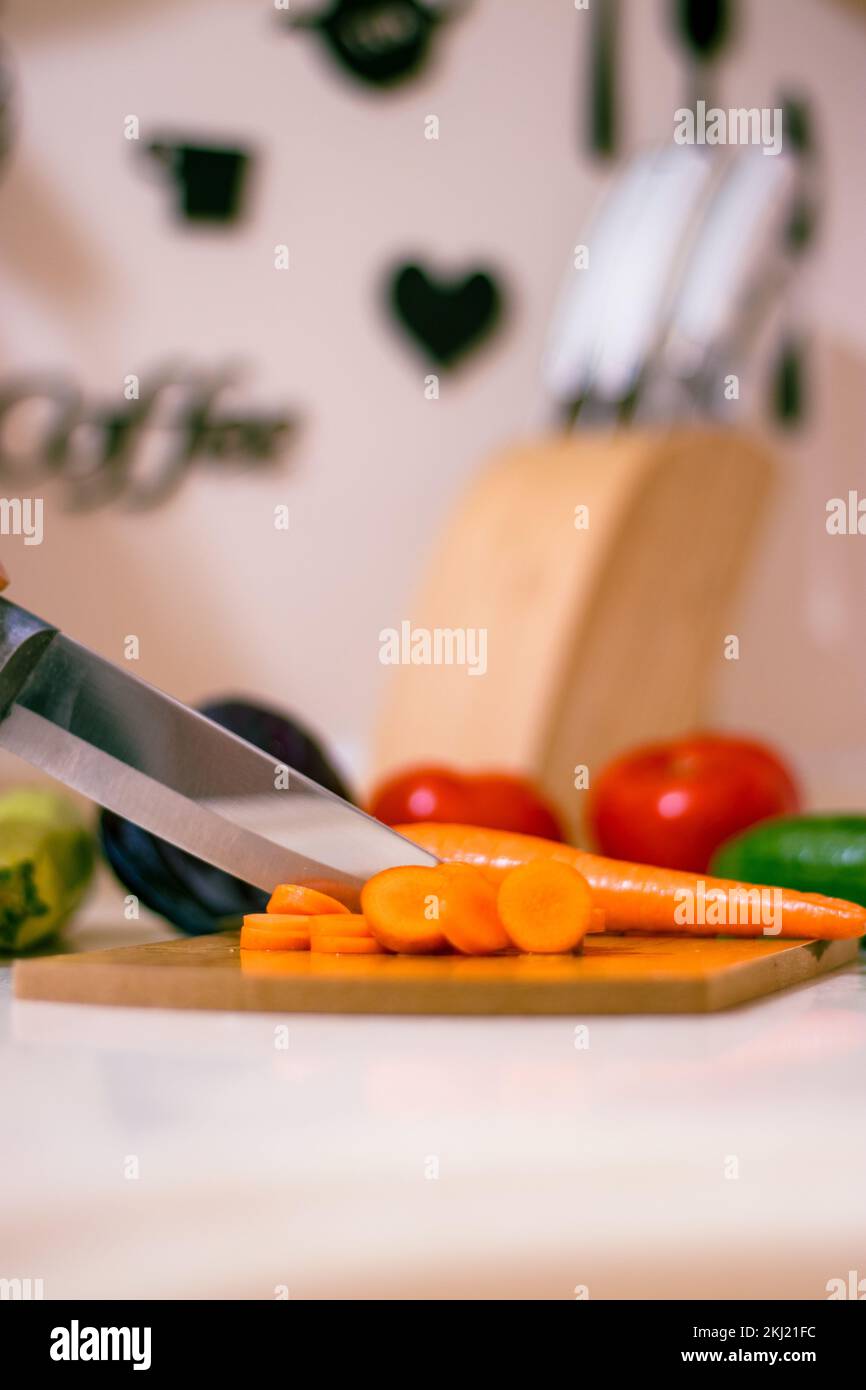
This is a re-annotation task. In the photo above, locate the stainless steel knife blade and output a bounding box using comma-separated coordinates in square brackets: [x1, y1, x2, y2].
[0, 598, 436, 902]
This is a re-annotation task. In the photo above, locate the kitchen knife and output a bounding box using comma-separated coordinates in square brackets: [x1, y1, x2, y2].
[0, 597, 436, 905]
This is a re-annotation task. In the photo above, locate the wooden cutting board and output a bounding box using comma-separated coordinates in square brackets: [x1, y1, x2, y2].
[13, 932, 857, 1015]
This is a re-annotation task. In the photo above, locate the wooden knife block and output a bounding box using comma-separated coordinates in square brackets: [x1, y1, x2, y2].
[371, 428, 775, 840]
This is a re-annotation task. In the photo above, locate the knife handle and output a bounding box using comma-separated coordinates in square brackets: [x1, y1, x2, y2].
[0, 597, 59, 721]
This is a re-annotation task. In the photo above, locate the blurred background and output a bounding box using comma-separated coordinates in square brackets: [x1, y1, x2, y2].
[0, 0, 864, 821]
[4, 2, 866, 1303]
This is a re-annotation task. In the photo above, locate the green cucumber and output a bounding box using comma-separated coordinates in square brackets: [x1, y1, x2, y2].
[709, 815, 866, 908]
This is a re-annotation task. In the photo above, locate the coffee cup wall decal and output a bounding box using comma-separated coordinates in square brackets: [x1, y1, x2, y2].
[141, 138, 253, 223]
[387, 261, 504, 368]
[286, 0, 467, 88]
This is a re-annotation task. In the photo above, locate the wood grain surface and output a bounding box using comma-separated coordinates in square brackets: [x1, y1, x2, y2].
[14, 932, 856, 1016]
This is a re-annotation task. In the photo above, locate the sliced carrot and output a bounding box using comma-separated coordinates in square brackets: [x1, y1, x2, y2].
[474, 864, 511, 889]
[243, 913, 313, 930]
[311, 934, 385, 954]
[435, 863, 511, 955]
[589, 907, 606, 934]
[360, 866, 449, 953]
[240, 930, 309, 952]
[496, 860, 593, 953]
[267, 884, 350, 916]
[240, 917, 311, 951]
[309, 913, 373, 939]
[246, 917, 309, 928]
[360, 864, 509, 955]
[395, 823, 866, 942]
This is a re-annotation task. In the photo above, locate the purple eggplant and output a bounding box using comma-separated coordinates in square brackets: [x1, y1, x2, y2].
[100, 698, 355, 935]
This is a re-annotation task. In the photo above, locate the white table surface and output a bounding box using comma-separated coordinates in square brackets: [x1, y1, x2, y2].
[2, 875, 865, 1301]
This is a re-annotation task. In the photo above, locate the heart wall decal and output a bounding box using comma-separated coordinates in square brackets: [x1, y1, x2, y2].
[386, 262, 505, 368]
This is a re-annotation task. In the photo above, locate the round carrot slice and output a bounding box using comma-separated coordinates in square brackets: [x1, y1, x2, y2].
[496, 860, 593, 953]
[311, 935, 385, 954]
[244, 913, 312, 927]
[360, 866, 449, 953]
[309, 913, 372, 938]
[240, 920, 310, 951]
[267, 884, 350, 916]
[436, 863, 511, 955]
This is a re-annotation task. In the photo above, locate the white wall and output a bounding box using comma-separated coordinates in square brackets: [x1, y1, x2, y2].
[1, 0, 864, 799]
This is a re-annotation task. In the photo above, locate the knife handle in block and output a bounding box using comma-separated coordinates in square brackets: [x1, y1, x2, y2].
[0, 598, 59, 721]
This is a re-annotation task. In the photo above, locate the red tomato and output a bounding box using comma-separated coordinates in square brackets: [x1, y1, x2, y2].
[369, 766, 565, 839]
[368, 766, 474, 826]
[588, 734, 800, 872]
[467, 773, 564, 840]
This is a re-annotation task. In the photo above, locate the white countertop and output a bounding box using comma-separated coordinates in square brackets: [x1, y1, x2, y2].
[2, 880, 865, 1300]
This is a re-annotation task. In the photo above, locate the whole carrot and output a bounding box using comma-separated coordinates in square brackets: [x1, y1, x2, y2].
[395, 823, 866, 941]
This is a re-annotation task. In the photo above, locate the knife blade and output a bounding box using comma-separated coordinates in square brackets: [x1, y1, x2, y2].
[0, 597, 436, 904]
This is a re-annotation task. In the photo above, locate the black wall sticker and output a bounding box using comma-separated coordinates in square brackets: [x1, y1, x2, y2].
[287, 0, 465, 89]
[671, 0, 733, 108]
[0, 367, 297, 511]
[142, 139, 253, 223]
[387, 262, 503, 368]
[781, 94, 818, 252]
[772, 335, 807, 426]
[587, 0, 619, 159]
[771, 98, 816, 428]
[673, 0, 732, 59]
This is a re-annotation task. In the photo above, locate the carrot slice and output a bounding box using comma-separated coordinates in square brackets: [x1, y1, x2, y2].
[267, 884, 350, 916]
[240, 917, 311, 951]
[396, 823, 866, 941]
[496, 860, 593, 953]
[360, 866, 449, 953]
[589, 907, 606, 934]
[243, 913, 313, 930]
[309, 914, 373, 939]
[435, 863, 511, 954]
[311, 934, 385, 954]
[360, 864, 509, 955]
